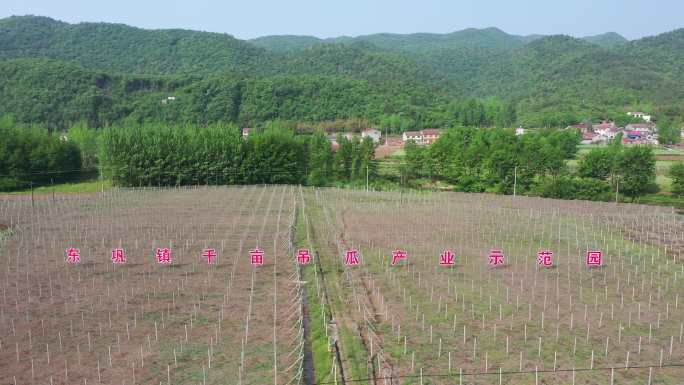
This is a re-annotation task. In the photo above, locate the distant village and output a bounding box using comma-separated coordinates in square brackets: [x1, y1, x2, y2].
[237, 111, 682, 153]
[325, 128, 442, 152]
[567, 112, 660, 145]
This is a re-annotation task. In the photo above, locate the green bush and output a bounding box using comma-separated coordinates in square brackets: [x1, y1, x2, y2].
[0, 116, 82, 191]
[530, 175, 613, 201]
[668, 161, 684, 196]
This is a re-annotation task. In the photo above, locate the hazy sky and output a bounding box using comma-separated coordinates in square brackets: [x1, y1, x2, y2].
[2, 0, 682, 40]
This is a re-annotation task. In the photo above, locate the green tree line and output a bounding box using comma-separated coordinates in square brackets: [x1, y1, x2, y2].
[0, 116, 82, 191]
[404, 127, 660, 201]
[98, 122, 375, 187]
[403, 127, 580, 194]
[0, 116, 378, 190]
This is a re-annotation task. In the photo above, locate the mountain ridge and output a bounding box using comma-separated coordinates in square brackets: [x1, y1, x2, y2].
[250, 28, 633, 52]
[1, 15, 683, 129]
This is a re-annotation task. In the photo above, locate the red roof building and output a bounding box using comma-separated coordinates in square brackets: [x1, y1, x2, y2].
[421, 129, 440, 145]
[401, 129, 441, 145]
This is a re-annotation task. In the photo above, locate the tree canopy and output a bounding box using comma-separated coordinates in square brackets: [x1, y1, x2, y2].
[2, 16, 684, 128]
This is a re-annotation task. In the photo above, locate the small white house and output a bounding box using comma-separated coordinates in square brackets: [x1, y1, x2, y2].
[627, 112, 652, 123]
[161, 96, 177, 105]
[594, 125, 618, 139]
[361, 128, 382, 143]
[625, 123, 653, 134]
[402, 131, 423, 144]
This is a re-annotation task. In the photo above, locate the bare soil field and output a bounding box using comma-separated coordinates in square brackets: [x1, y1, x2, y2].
[0, 186, 303, 385]
[375, 143, 404, 159]
[2, 186, 683, 385]
[301, 189, 684, 384]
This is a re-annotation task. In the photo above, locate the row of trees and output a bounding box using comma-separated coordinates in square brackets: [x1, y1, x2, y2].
[403, 127, 580, 194]
[0, 117, 82, 191]
[445, 98, 517, 128]
[0, 115, 379, 190]
[404, 127, 661, 201]
[576, 138, 657, 199]
[98, 122, 376, 187]
[1, 112, 676, 202]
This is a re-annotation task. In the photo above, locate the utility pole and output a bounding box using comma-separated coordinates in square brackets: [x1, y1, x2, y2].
[366, 165, 369, 192]
[30, 182, 34, 209]
[513, 166, 518, 197]
[615, 177, 619, 203]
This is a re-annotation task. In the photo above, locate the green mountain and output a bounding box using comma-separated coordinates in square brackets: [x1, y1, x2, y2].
[0, 15, 273, 75]
[581, 32, 628, 47]
[0, 15, 442, 88]
[329, 27, 528, 53]
[251, 29, 632, 53]
[497, 35, 682, 123]
[619, 28, 684, 75]
[0, 59, 459, 129]
[1, 15, 684, 129]
[251, 27, 533, 53]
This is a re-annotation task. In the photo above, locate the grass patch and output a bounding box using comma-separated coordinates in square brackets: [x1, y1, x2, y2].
[391, 149, 406, 157]
[338, 325, 369, 380]
[0, 226, 13, 241]
[4, 178, 111, 194]
[633, 194, 684, 211]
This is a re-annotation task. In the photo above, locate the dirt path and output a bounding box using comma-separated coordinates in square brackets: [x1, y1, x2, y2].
[301, 191, 399, 384]
[336, 208, 396, 385]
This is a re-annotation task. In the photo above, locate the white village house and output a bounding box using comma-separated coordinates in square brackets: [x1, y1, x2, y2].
[361, 128, 382, 143]
[625, 123, 653, 134]
[402, 131, 424, 144]
[593, 121, 620, 139]
[627, 111, 652, 123]
[402, 129, 441, 145]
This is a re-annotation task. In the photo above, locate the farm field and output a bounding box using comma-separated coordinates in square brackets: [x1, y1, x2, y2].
[301, 188, 684, 384]
[1, 186, 683, 384]
[0, 186, 304, 385]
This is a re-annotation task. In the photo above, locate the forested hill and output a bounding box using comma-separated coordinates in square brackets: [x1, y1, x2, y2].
[252, 29, 629, 53]
[1, 15, 684, 129]
[0, 15, 273, 75]
[581, 32, 628, 48]
[254, 27, 534, 53]
[618, 28, 684, 75]
[0, 15, 443, 88]
[0, 59, 463, 129]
